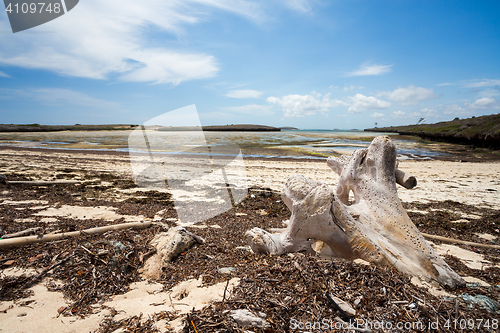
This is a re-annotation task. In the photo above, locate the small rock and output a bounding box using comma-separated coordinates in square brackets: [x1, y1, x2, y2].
[218, 267, 236, 274]
[230, 309, 269, 328]
[106, 240, 126, 251]
[330, 296, 356, 316]
[354, 296, 363, 309]
[235, 246, 252, 252]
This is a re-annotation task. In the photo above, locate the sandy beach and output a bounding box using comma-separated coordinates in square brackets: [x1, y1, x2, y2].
[2, 145, 499, 207]
[1, 145, 499, 332]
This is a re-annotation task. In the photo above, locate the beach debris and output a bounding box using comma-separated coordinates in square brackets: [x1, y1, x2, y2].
[459, 293, 499, 312]
[140, 226, 204, 280]
[229, 309, 269, 328]
[354, 296, 363, 309]
[0, 175, 81, 186]
[327, 295, 356, 316]
[421, 232, 500, 250]
[246, 135, 465, 289]
[326, 293, 355, 323]
[218, 267, 236, 274]
[0, 221, 152, 249]
[1, 227, 42, 239]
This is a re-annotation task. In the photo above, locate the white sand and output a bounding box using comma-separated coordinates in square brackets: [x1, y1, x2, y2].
[0, 273, 239, 333]
[244, 159, 500, 208]
[33, 205, 144, 222]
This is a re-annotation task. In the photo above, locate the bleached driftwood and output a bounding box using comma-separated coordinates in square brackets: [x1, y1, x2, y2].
[1, 227, 43, 239]
[421, 233, 500, 250]
[246, 136, 465, 289]
[0, 221, 152, 249]
[6, 180, 81, 186]
[0, 174, 81, 186]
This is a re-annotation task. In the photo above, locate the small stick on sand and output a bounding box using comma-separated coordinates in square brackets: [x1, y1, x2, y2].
[0, 221, 152, 249]
[421, 233, 500, 250]
[6, 180, 81, 186]
[1, 227, 43, 239]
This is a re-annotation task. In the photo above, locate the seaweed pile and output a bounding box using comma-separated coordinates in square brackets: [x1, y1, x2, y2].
[1, 170, 499, 332]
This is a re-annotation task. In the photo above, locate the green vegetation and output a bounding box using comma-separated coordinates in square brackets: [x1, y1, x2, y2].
[0, 124, 139, 132]
[202, 124, 281, 131]
[366, 113, 500, 150]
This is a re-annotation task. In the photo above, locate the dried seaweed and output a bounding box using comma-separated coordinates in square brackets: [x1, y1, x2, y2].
[1, 170, 499, 332]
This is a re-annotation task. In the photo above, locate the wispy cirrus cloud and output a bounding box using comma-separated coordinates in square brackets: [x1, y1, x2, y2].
[0, 71, 9, 78]
[462, 79, 500, 88]
[219, 104, 274, 116]
[0, 87, 120, 109]
[225, 89, 263, 99]
[281, 0, 312, 13]
[0, 0, 267, 84]
[346, 63, 393, 77]
[378, 85, 438, 105]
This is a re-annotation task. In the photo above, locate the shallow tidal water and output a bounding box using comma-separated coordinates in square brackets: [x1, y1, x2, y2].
[0, 129, 447, 159]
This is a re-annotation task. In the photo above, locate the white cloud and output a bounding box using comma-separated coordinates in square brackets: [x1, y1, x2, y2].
[219, 104, 274, 116]
[436, 83, 452, 86]
[267, 91, 346, 118]
[393, 111, 406, 118]
[465, 97, 497, 110]
[443, 104, 466, 115]
[282, 0, 312, 13]
[370, 112, 385, 118]
[379, 85, 438, 105]
[419, 108, 438, 117]
[0, 88, 120, 109]
[119, 50, 217, 84]
[406, 108, 437, 119]
[225, 89, 263, 99]
[344, 93, 391, 113]
[346, 63, 393, 77]
[0, 0, 266, 84]
[478, 88, 500, 98]
[343, 85, 364, 92]
[0, 71, 9, 78]
[463, 79, 500, 88]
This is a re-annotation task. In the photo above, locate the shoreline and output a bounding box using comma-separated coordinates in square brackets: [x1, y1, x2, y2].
[1, 144, 499, 208]
[1, 141, 499, 332]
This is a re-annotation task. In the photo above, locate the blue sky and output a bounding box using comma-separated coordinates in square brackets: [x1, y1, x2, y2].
[0, 0, 499, 129]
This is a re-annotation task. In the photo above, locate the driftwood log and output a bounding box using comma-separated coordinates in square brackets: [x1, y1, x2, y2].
[1, 227, 43, 239]
[246, 136, 465, 289]
[0, 221, 152, 249]
[4, 180, 81, 186]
